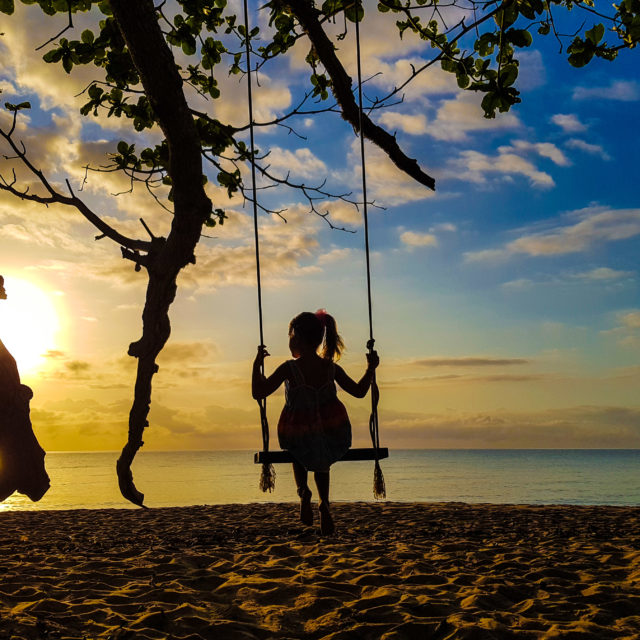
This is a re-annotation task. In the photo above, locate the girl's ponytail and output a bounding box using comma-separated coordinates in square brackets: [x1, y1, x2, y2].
[317, 310, 344, 361]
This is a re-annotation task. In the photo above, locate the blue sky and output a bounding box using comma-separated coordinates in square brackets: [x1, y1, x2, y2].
[0, 0, 638, 452]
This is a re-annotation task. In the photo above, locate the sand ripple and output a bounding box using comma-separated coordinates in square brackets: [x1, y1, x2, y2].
[1, 502, 639, 638]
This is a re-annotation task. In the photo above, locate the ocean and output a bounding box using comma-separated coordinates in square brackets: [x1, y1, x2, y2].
[2, 449, 640, 511]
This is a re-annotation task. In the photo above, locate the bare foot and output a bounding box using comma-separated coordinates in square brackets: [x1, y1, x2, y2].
[319, 502, 335, 536]
[298, 487, 313, 526]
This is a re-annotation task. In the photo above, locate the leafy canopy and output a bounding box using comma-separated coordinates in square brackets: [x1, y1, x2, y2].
[1, 0, 638, 215]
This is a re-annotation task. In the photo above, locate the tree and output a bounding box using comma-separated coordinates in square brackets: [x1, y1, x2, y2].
[0, 0, 638, 506]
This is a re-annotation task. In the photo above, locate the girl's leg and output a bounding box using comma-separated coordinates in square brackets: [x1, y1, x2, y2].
[314, 470, 335, 535]
[293, 461, 313, 525]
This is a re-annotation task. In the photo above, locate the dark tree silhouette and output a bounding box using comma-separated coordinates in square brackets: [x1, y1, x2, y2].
[0, 276, 50, 503]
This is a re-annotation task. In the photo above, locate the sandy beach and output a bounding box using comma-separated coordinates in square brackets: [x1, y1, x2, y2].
[1, 502, 639, 639]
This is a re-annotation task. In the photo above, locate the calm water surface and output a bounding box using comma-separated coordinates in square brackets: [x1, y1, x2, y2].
[2, 449, 640, 511]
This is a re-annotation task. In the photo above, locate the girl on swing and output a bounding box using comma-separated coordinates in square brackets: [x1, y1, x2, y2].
[252, 309, 379, 535]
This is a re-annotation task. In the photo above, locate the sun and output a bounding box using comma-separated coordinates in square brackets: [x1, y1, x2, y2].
[0, 276, 60, 375]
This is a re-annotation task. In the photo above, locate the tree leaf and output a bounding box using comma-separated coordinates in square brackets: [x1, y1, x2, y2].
[0, 0, 14, 15]
[585, 23, 605, 45]
[5, 101, 31, 111]
[499, 64, 518, 87]
[345, 3, 364, 23]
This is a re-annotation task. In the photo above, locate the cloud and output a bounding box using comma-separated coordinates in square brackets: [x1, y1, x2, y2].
[503, 267, 634, 289]
[602, 310, 640, 349]
[551, 113, 587, 133]
[157, 340, 219, 364]
[430, 222, 457, 233]
[428, 93, 520, 142]
[399, 230, 437, 248]
[316, 247, 359, 265]
[378, 111, 428, 135]
[341, 139, 434, 206]
[264, 146, 327, 180]
[465, 206, 640, 262]
[516, 50, 546, 90]
[450, 149, 554, 189]
[570, 267, 634, 282]
[44, 350, 65, 359]
[573, 80, 640, 102]
[620, 310, 640, 329]
[382, 372, 548, 388]
[192, 64, 292, 127]
[564, 138, 611, 161]
[361, 56, 458, 100]
[373, 405, 640, 449]
[0, 79, 18, 95]
[175, 205, 360, 291]
[65, 360, 91, 375]
[501, 140, 571, 166]
[501, 278, 534, 290]
[183, 236, 318, 290]
[413, 357, 529, 367]
[318, 200, 362, 226]
[1, 5, 105, 111]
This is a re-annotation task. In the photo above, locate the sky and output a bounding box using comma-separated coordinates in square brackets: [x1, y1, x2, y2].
[0, 0, 638, 453]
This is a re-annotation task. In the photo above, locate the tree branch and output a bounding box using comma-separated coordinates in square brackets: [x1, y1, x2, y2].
[0, 121, 151, 253]
[288, 0, 435, 191]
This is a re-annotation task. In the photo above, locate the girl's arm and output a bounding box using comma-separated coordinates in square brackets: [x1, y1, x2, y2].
[252, 346, 288, 399]
[334, 351, 379, 398]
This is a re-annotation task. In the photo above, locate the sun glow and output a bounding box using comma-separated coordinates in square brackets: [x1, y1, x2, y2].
[0, 277, 60, 374]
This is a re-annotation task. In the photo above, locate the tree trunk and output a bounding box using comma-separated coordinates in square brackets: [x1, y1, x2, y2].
[110, 0, 212, 506]
[0, 337, 50, 502]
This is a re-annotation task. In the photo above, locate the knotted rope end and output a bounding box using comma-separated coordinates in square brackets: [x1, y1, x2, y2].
[259, 462, 276, 493]
[373, 459, 386, 500]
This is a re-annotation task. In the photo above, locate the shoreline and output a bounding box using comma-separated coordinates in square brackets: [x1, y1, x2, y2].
[2, 502, 640, 638]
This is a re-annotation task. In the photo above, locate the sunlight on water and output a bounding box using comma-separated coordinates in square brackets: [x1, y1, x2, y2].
[3, 450, 640, 511]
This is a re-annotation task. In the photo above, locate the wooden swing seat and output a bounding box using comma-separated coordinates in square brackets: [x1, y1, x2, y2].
[254, 447, 388, 464]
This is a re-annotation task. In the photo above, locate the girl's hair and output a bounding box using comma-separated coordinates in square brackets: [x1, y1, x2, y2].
[289, 310, 344, 361]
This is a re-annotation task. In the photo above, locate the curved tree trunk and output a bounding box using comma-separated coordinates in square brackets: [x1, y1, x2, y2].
[111, 0, 212, 506]
[0, 336, 50, 503]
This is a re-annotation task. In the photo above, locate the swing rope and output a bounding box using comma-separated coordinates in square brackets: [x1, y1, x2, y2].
[354, 2, 386, 499]
[243, 0, 275, 492]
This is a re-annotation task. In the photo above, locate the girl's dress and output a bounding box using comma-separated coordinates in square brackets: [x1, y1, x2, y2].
[277, 359, 352, 471]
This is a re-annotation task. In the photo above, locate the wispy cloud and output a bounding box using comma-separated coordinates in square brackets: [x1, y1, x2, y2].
[570, 267, 634, 281]
[503, 267, 634, 289]
[466, 206, 640, 262]
[378, 111, 428, 135]
[449, 149, 554, 189]
[157, 340, 219, 364]
[430, 222, 457, 233]
[371, 405, 640, 449]
[500, 140, 571, 166]
[342, 139, 435, 206]
[399, 230, 438, 248]
[602, 309, 640, 349]
[265, 146, 327, 180]
[551, 113, 587, 133]
[413, 357, 529, 367]
[620, 311, 640, 329]
[573, 80, 639, 102]
[428, 93, 521, 141]
[564, 138, 611, 161]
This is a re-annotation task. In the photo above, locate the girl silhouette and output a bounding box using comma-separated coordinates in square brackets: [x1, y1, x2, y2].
[252, 310, 378, 534]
